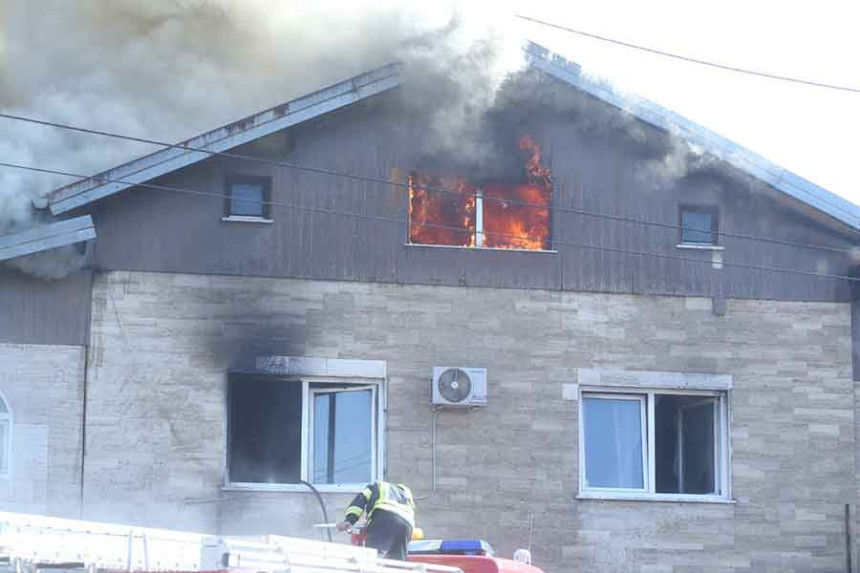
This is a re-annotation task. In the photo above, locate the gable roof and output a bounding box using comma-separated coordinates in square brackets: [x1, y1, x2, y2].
[46, 44, 859, 234]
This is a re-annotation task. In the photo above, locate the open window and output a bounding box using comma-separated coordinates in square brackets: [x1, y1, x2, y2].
[310, 386, 376, 485]
[0, 392, 10, 475]
[227, 376, 381, 490]
[223, 176, 272, 222]
[580, 389, 729, 501]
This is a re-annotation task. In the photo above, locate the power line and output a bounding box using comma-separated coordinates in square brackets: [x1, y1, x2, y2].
[0, 111, 853, 255]
[1, 159, 857, 283]
[516, 14, 860, 94]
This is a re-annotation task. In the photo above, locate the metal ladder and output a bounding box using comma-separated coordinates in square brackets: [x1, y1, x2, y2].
[0, 512, 459, 573]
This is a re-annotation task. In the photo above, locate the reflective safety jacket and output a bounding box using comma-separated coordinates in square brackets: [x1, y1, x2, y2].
[344, 481, 415, 528]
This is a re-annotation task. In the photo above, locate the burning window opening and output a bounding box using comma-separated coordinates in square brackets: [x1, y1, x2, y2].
[408, 137, 552, 251]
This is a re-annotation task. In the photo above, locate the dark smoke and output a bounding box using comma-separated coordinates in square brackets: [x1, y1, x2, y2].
[0, 0, 522, 279]
[1, 0, 726, 281]
[404, 53, 746, 195]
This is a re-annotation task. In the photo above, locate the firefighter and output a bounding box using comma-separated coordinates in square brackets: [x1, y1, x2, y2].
[337, 481, 415, 560]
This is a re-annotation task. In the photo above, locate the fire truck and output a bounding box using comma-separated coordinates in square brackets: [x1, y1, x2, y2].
[342, 524, 543, 573]
[0, 512, 546, 573]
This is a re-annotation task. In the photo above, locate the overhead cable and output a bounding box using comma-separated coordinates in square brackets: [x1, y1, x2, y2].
[1, 159, 856, 283]
[0, 111, 854, 255]
[516, 14, 860, 94]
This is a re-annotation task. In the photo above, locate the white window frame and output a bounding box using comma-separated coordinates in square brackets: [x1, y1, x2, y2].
[307, 385, 378, 489]
[578, 387, 731, 503]
[225, 377, 384, 493]
[580, 393, 649, 493]
[0, 391, 10, 477]
[407, 183, 556, 253]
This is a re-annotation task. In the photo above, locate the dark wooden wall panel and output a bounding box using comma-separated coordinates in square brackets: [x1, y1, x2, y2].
[0, 268, 92, 346]
[86, 91, 855, 303]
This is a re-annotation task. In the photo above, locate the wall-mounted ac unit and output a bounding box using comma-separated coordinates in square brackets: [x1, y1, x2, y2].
[431, 367, 487, 407]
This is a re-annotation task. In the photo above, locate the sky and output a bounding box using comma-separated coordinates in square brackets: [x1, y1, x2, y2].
[511, 0, 860, 207]
[1, 0, 857, 212]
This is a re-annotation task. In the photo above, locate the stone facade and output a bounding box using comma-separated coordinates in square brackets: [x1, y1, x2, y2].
[0, 343, 85, 517]
[67, 270, 855, 572]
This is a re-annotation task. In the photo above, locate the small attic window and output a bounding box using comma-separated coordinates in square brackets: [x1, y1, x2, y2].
[680, 206, 718, 246]
[224, 176, 272, 222]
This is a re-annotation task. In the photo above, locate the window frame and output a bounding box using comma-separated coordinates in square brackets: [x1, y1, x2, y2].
[223, 175, 273, 222]
[0, 391, 10, 477]
[307, 385, 378, 487]
[224, 377, 384, 493]
[679, 205, 720, 246]
[580, 393, 649, 493]
[406, 176, 555, 253]
[578, 387, 731, 503]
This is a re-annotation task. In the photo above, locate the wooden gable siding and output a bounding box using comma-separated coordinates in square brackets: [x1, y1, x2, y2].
[86, 93, 855, 302]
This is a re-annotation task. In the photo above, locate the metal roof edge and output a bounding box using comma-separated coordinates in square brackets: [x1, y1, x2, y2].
[48, 63, 403, 215]
[0, 215, 96, 262]
[524, 42, 860, 233]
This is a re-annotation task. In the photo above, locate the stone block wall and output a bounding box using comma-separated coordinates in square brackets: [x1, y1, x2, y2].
[0, 343, 85, 518]
[83, 271, 855, 572]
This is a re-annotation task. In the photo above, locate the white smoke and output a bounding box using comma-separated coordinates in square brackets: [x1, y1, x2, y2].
[0, 0, 523, 276]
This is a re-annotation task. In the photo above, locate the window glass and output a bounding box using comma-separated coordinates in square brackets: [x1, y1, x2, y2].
[582, 391, 724, 498]
[312, 393, 331, 484]
[655, 394, 717, 494]
[228, 377, 302, 483]
[681, 399, 716, 494]
[681, 210, 715, 244]
[230, 183, 266, 217]
[583, 397, 644, 489]
[313, 389, 373, 484]
[0, 393, 10, 475]
[0, 421, 7, 474]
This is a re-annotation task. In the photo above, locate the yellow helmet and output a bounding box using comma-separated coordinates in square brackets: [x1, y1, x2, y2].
[411, 527, 425, 540]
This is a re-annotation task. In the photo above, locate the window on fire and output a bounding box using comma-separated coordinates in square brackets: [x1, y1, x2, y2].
[407, 137, 552, 251]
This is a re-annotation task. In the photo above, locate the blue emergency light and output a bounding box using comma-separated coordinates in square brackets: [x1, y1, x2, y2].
[408, 539, 495, 556]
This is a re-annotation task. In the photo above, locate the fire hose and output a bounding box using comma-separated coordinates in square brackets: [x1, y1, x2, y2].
[300, 479, 333, 542]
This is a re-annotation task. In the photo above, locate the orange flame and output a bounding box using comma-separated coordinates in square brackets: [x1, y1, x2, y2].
[408, 136, 552, 250]
[408, 174, 476, 247]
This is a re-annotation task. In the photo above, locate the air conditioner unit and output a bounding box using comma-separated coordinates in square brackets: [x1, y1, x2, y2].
[431, 367, 487, 407]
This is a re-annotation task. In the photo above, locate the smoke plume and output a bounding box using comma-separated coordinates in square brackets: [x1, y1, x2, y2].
[0, 0, 523, 278]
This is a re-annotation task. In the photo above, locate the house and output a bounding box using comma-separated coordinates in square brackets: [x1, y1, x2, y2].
[2, 43, 859, 572]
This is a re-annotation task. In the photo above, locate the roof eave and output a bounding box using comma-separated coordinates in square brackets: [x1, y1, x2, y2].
[0, 215, 96, 262]
[524, 42, 860, 234]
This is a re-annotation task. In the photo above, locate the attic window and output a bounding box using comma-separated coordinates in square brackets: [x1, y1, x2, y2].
[224, 176, 272, 222]
[680, 206, 718, 245]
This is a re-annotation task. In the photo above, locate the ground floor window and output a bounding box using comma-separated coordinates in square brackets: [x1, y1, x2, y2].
[227, 375, 380, 489]
[311, 386, 375, 484]
[0, 393, 9, 475]
[580, 389, 729, 500]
